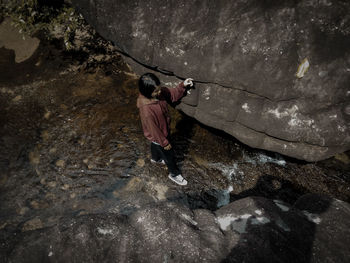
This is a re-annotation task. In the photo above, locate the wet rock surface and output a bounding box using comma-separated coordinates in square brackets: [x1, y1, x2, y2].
[71, 0, 350, 161]
[0, 16, 350, 262]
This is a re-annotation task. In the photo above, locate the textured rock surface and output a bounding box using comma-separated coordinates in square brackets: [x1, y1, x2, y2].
[71, 0, 350, 161]
[2, 194, 350, 262]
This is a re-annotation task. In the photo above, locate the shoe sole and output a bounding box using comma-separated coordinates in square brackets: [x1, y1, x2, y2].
[151, 159, 166, 165]
[168, 174, 187, 186]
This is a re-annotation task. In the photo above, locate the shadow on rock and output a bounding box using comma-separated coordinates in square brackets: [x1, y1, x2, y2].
[218, 194, 339, 263]
[230, 174, 307, 204]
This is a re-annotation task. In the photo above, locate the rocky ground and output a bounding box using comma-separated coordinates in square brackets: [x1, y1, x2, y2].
[0, 16, 350, 262]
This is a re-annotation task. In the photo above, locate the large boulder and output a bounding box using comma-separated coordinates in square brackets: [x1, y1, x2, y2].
[71, 0, 350, 161]
[3, 194, 350, 262]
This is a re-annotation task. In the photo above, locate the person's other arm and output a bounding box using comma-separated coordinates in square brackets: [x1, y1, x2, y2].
[142, 115, 170, 148]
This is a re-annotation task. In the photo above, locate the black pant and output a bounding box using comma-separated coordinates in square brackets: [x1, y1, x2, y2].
[151, 142, 181, 175]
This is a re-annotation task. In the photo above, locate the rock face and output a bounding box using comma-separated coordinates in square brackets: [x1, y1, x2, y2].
[0, 18, 40, 63]
[71, 0, 350, 161]
[3, 194, 350, 262]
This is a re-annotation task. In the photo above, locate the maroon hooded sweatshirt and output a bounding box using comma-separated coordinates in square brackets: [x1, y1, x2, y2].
[136, 82, 186, 147]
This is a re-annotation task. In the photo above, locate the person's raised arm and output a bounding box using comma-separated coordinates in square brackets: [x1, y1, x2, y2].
[163, 78, 193, 103]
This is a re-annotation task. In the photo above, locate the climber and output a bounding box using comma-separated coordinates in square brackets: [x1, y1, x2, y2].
[136, 72, 194, 186]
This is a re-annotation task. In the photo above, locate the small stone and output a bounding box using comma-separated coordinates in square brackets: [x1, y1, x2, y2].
[22, 217, 43, 232]
[30, 200, 49, 209]
[70, 193, 76, 199]
[29, 151, 40, 165]
[0, 222, 7, 230]
[41, 130, 50, 141]
[12, 95, 22, 102]
[40, 178, 46, 185]
[45, 193, 55, 200]
[47, 181, 57, 188]
[0, 174, 8, 185]
[83, 159, 89, 164]
[44, 111, 51, 119]
[30, 200, 40, 209]
[60, 104, 68, 110]
[334, 153, 350, 164]
[49, 148, 57, 154]
[17, 207, 29, 215]
[136, 158, 145, 167]
[56, 159, 65, 167]
[318, 71, 328, 78]
[88, 164, 94, 169]
[61, 184, 70, 190]
[296, 58, 310, 78]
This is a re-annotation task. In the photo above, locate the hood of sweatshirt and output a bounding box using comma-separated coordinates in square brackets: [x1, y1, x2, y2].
[136, 94, 159, 108]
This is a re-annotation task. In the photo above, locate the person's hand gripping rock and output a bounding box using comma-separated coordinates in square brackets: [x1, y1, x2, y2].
[184, 78, 194, 88]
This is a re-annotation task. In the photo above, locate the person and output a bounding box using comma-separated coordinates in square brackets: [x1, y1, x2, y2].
[136, 73, 193, 186]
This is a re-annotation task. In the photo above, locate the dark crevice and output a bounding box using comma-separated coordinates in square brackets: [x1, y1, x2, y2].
[110, 46, 299, 103]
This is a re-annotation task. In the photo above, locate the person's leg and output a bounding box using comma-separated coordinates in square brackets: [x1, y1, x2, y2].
[151, 142, 163, 162]
[160, 147, 181, 175]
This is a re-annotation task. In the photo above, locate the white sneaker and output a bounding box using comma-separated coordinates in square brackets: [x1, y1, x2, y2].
[168, 174, 187, 186]
[151, 159, 166, 165]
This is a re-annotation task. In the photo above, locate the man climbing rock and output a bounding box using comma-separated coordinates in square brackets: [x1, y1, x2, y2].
[136, 73, 193, 186]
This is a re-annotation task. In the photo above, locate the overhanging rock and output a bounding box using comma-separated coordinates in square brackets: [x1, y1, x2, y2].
[71, 0, 350, 161]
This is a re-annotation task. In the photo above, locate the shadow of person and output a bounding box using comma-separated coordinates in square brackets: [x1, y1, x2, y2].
[230, 174, 307, 205]
[220, 175, 334, 263]
[169, 112, 195, 166]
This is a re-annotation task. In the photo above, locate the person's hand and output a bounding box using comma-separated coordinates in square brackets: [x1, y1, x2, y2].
[184, 78, 194, 88]
[164, 144, 172, 150]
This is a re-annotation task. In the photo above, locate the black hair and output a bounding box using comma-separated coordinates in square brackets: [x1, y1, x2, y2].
[138, 73, 160, 99]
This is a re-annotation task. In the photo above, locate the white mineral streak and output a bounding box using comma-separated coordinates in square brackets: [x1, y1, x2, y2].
[181, 214, 198, 226]
[203, 87, 211, 97]
[243, 151, 286, 166]
[154, 229, 169, 239]
[302, 211, 322, 224]
[296, 58, 310, 78]
[242, 103, 251, 113]
[217, 214, 251, 232]
[217, 213, 270, 232]
[256, 153, 286, 166]
[208, 162, 243, 181]
[255, 210, 263, 215]
[165, 46, 185, 57]
[267, 105, 315, 129]
[97, 227, 114, 235]
[216, 186, 234, 208]
[273, 200, 290, 212]
[268, 105, 298, 119]
[337, 125, 346, 132]
[275, 218, 291, 231]
[251, 217, 270, 225]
